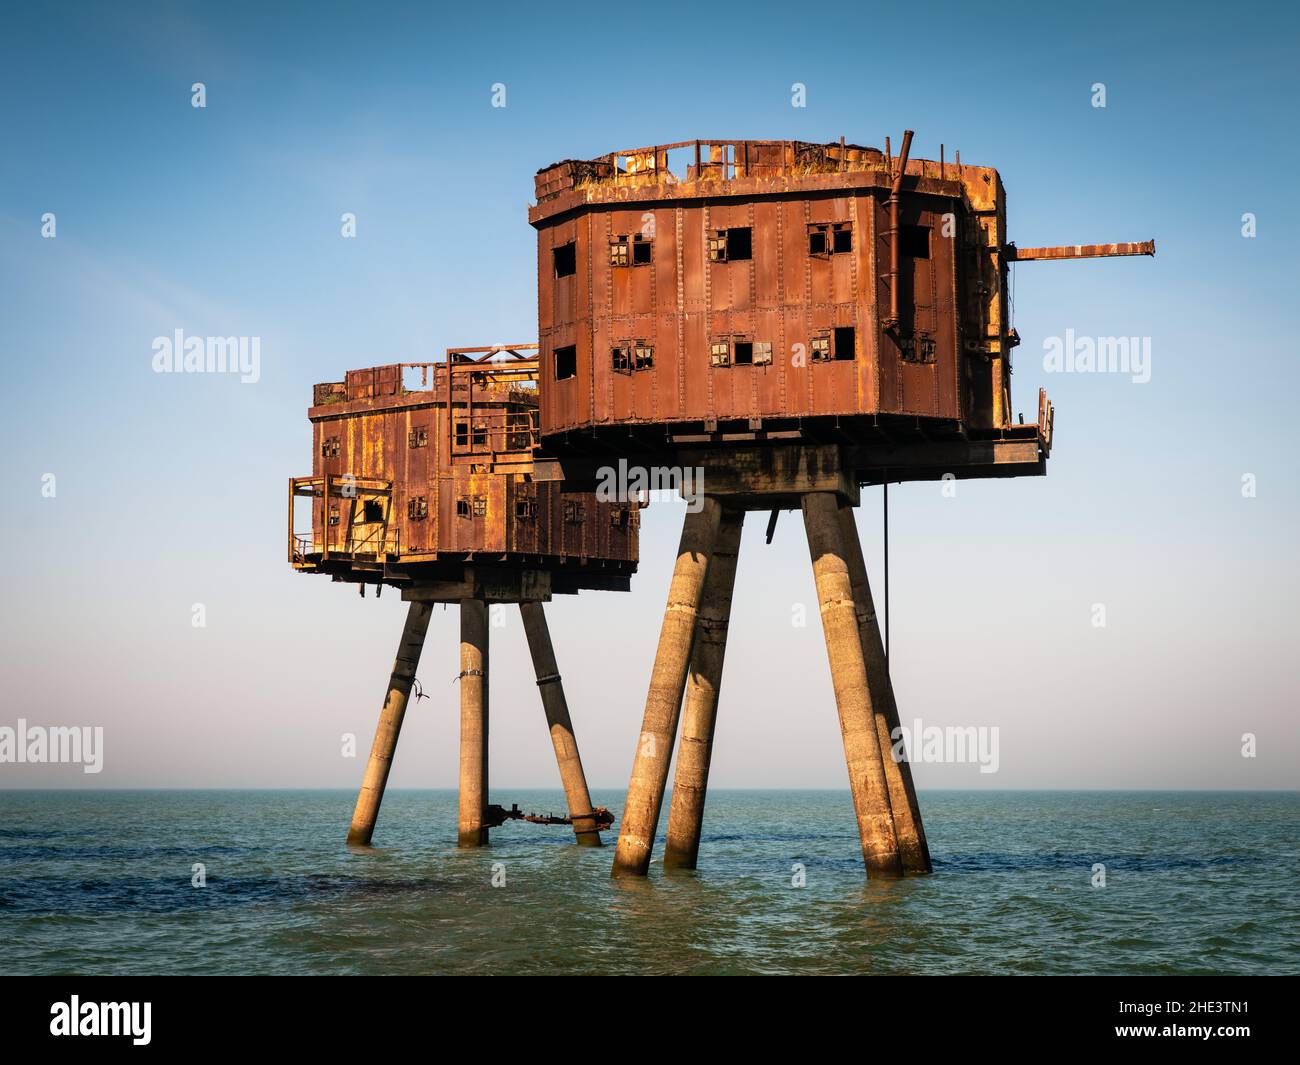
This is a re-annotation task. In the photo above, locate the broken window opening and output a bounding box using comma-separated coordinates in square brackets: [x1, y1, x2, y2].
[407, 496, 428, 521]
[321, 436, 340, 458]
[472, 497, 487, 518]
[554, 344, 577, 380]
[634, 342, 654, 370]
[709, 341, 731, 367]
[408, 427, 428, 449]
[609, 237, 629, 267]
[811, 335, 832, 362]
[707, 226, 753, 262]
[553, 241, 577, 277]
[753, 341, 773, 366]
[809, 222, 852, 257]
[612, 345, 632, 375]
[328, 506, 340, 527]
[515, 499, 537, 520]
[456, 498, 471, 519]
[563, 500, 584, 524]
[471, 423, 487, 447]
[901, 334, 938, 365]
[610, 508, 630, 528]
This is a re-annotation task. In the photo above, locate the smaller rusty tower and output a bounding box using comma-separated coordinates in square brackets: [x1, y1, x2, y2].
[289, 345, 638, 847]
[529, 133, 1153, 878]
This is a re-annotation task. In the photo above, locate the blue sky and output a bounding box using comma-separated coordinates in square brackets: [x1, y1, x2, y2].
[1, 0, 1297, 790]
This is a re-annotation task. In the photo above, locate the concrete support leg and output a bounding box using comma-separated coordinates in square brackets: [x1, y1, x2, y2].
[519, 600, 602, 846]
[802, 492, 903, 878]
[458, 598, 490, 847]
[838, 504, 932, 874]
[662, 509, 744, 871]
[346, 600, 433, 845]
[612, 497, 723, 878]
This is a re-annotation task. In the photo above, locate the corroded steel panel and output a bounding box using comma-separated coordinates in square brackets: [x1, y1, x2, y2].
[532, 138, 977, 445]
[526, 136, 1150, 487]
[293, 347, 639, 588]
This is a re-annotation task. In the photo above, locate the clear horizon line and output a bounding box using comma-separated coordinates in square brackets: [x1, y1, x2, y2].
[1, 786, 1296, 794]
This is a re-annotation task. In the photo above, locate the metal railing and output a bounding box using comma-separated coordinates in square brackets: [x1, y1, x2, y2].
[289, 474, 398, 564]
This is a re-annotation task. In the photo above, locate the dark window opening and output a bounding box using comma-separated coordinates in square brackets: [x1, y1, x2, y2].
[837, 325, 857, 361]
[515, 499, 536, 520]
[902, 334, 937, 364]
[733, 340, 754, 365]
[833, 326, 856, 361]
[455, 422, 469, 447]
[610, 508, 630, 528]
[408, 427, 428, 449]
[328, 506, 340, 527]
[901, 225, 931, 259]
[456, 498, 471, 519]
[471, 423, 487, 447]
[612, 345, 631, 374]
[361, 500, 384, 523]
[811, 335, 831, 362]
[554, 344, 577, 380]
[809, 222, 851, 256]
[726, 226, 752, 260]
[553, 241, 577, 277]
[407, 496, 428, 521]
[632, 235, 653, 265]
[708, 227, 753, 262]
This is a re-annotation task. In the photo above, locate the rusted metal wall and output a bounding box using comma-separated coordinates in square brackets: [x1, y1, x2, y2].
[304, 365, 637, 569]
[531, 139, 1003, 444]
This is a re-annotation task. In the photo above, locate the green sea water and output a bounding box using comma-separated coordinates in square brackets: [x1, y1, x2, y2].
[1, 789, 1296, 975]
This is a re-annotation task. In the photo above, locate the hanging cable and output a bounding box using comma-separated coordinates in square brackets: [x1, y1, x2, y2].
[883, 472, 890, 664]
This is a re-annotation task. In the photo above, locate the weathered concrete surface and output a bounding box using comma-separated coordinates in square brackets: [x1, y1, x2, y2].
[612, 497, 723, 878]
[346, 600, 433, 845]
[837, 504, 932, 874]
[458, 598, 490, 847]
[520, 600, 602, 846]
[663, 509, 745, 870]
[802, 492, 903, 878]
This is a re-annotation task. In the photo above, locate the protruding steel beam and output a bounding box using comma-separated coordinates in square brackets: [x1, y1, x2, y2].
[458, 598, 490, 847]
[802, 492, 903, 878]
[837, 504, 932, 874]
[663, 509, 745, 871]
[519, 600, 602, 846]
[1007, 240, 1155, 261]
[612, 497, 723, 878]
[346, 600, 433, 846]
